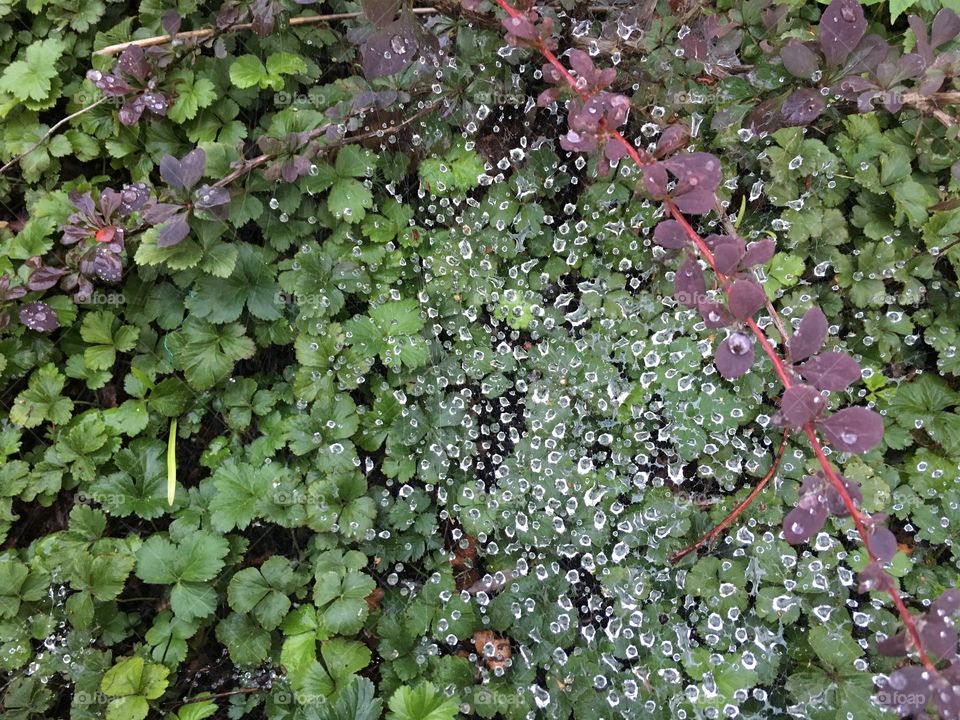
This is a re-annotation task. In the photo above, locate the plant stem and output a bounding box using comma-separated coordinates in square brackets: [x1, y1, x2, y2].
[0, 97, 108, 177]
[92, 9, 440, 56]
[490, 0, 943, 677]
[669, 430, 790, 563]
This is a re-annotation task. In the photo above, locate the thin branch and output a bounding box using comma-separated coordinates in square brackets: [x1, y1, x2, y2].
[213, 92, 455, 189]
[670, 430, 790, 563]
[0, 97, 108, 177]
[92, 9, 440, 56]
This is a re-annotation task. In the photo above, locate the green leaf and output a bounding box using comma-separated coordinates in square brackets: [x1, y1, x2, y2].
[807, 622, 863, 671]
[227, 557, 297, 630]
[216, 612, 272, 666]
[208, 461, 272, 532]
[335, 146, 376, 179]
[166, 318, 256, 390]
[266, 52, 307, 77]
[168, 71, 217, 123]
[321, 638, 371, 684]
[386, 682, 459, 720]
[0, 38, 64, 102]
[9, 363, 73, 428]
[136, 532, 229, 585]
[229, 55, 268, 89]
[328, 178, 373, 223]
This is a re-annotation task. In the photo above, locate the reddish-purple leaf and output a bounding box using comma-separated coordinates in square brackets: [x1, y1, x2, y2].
[360, 15, 418, 79]
[781, 385, 827, 426]
[819, 406, 884, 453]
[92, 249, 123, 282]
[882, 667, 933, 715]
[642, 163, 669, 198]
[159, 155, 185, 190]
[161, 9, 182, 35]
[931, 8, 960, 48]
[672, 187, 716, 214]
[877, 631, 909, 657]
[819, 0, 867, 68]
[654, 220, 687, 249]
[655, 124, 689, 158]
[674, 256, 705, 308]
[178, 149, 206, 191]
[741, 239, 775, 268]
[698, 301, 733, 329]
[869, 526, 898, 563]
[858, 560, 893, 593]
[117, 46, 150, 82]
[118, 98, 145, 126]
[931, 588, 960, 618]
[194, 184, 231, 209]
[713, 238, 746, 275]
[780, 88, 825, 126]
[715, 332, 754, 380]
[27, 266, 67, 291]
[783, 496, 828, 544]
[727, 279, 766, 320]
[920, 621, 958, 661]
[789, 307, 828, 363]
[19, 302, 60, 333]
[665, 152, 722, 193]
[142, 202, 184, 225]
[361, 0, 400, 27]
[798, 351, 861, 391]
[780, 41, 820, 78]
[822, 474, 862, 516]
[156, 214, 191, 248]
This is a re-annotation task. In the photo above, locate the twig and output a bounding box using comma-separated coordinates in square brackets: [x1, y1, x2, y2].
[669, 430, 790, 563]
[213, 92, 455, 189]
[0, 97, 108, 177]
[92, 9, 440, 56]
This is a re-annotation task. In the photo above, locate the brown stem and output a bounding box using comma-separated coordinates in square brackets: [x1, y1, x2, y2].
[92, 9, 440, 56]
[0, 97, 108, 177]
[670, 430, 790, 563]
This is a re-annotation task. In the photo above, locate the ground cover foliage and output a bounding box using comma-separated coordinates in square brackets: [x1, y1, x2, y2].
[0, 0, 959, 718]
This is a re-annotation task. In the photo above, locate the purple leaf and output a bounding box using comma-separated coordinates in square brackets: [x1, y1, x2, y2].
[741, 239, 775, 268]
[822, 474, 862, 516]
[858, 560, 893, 593]
[781, 385, 828, 426]
[360, 0, 400, 27]
[672, 187, 716, 214]
[664, 152, 722, 194]
[654, 220, 687, 249]
[178, 149, 206, 190]
[194, 184, 231, 209]
[713, 238, 746, 275]
[931, 8, 960, 48]
[843, 33, 891, 74]
[159, 155, 185, 190]
[715, 332, 755, 380]
[142, 202, 184, 225]
[118, 98, 145, 126]
[783, 495, 828, 544]
[27, 266, 67, 291]
[920, 620, 958, 661]
[931, 588, 960, 618]
[798, 351, 862, 391]
[869, 526, 898, 563]
[117, 46, 150, 82]
[19, 302, 60, 333]
[780, 89, 826, 126]
[642, 163, 669, 198]
[86, 70, 133, 96]
[780, 41, 820, 78]
[359, 15, 418, 80]
[819, 0, 867, 68]
[789, 307, 828, 363]
[819, 406, 884, 454]
[882, 667, 933, 715]
[655, 124, 689, 158]
[698, 301, 733, 329]
[119, 183, 150, 215]
[877, 631, 909, 657]
[156, 213, 191, 248]
[161, 9, 182, 35]
[92, 249, 123, 282]
[727, 279, 766, 320]
[674, 256, 705, 308]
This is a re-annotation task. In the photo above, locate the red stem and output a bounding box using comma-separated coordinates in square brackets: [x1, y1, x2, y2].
[491, 0, 941, 675]
[669, 430, 790, 563]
